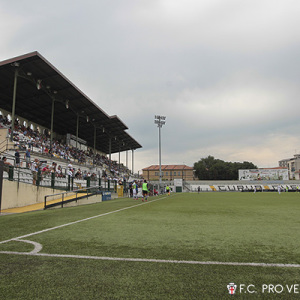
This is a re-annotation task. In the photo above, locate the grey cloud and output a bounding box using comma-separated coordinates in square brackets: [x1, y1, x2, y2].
[1, 0, 300, 171]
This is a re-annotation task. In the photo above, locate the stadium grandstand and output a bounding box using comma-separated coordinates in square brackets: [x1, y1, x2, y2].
[0, 51, 142, 211]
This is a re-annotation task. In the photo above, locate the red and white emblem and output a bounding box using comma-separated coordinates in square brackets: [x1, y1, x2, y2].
[227, 283, 237, 295]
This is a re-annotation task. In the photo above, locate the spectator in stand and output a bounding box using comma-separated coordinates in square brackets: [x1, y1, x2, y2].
[31, 158, 39, 185]
[24, 148, 31, 168]
[42, 164, 51, 175]
[67, 163, 74, 177]
[75, 168, 82, 179]
[50, 162, 57, 174]
[2, 157, 12, 173]
[56, 165, 63, 178]
[15, 149, 20, 167]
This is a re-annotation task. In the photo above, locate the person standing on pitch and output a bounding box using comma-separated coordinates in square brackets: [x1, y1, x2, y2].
[142, 180, 148, 202]
[129, 182, 133, 198]
[135, 181, 139, 198]
[132, 180, 138, 200]
[166, 185, 170, 196]
[278, 185, 281, 194]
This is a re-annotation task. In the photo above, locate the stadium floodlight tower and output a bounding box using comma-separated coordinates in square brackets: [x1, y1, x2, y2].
[154, 115, 166, 194]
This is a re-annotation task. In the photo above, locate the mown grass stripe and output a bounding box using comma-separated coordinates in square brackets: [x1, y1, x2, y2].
[0, 251, 300, 268]
[0, 196, 167, 245]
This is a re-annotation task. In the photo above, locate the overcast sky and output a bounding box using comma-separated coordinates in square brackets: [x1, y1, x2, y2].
[1, 1, 300, 173]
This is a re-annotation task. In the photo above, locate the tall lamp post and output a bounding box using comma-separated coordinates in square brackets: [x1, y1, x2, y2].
[154, 115, 166, 194]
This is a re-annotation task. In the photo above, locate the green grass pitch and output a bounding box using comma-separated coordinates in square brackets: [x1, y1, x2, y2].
[0, 192, 300, 299]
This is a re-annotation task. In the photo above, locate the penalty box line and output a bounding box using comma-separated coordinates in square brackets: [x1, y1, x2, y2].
[0, 195, 168, 245]
[0, 251, 300, 269]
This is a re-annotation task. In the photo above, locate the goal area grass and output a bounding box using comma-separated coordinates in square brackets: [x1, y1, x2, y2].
[0, 192, 300, 299]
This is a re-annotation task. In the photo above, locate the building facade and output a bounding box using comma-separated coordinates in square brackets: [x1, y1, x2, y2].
[279, 154, 300, 180]
[142, 165, 195, 181]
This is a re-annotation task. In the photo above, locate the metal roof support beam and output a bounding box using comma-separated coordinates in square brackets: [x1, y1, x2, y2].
[109, 137, 112, 173]
[132, 149, 134, 175]
[118, 143, 121, 172]
[76, 114, 79, 150]
[93, 126, 96, 165]
[126, 150, 128, 169]
[50, 98, 55, 151]
[10, 68, 18, 142]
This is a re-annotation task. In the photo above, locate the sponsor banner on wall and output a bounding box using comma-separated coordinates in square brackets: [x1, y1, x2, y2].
[238, 169, 288, 181]
[174, 179, 183, 187]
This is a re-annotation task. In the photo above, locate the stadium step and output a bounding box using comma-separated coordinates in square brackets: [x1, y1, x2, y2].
[0, 194, 78, 214]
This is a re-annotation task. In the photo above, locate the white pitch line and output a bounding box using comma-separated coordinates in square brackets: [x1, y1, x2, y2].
[0, 196, 167, 245]
[16, 239, 43, 254]
[0, 251, 299, 268]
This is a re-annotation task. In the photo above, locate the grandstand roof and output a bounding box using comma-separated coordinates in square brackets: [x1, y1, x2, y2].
[0, 51, 142, 154]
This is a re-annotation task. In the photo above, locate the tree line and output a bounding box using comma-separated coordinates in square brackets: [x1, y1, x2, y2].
[193, 155, 257, 180]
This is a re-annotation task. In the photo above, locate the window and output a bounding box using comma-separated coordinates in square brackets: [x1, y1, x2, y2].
[291, 162, 295, 172]
[178, 172, 181, 176]
[174, 172, 176, 176]
[155, 172, 159, 176]
[166, 172, 168, 176]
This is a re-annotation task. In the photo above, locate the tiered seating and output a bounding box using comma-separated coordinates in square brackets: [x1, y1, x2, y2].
[0, 118, 131, 184]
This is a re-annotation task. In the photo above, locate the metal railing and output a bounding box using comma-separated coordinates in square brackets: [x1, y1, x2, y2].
[0, 138, 9, 153]
[44, 185, 102, 209]
[3, 163, 122, 193]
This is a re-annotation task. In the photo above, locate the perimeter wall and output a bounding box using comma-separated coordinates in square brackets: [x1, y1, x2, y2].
[1, 180, 64, 210]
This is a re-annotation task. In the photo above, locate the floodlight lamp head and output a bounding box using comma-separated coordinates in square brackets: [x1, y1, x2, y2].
[36, 79, 42, 90]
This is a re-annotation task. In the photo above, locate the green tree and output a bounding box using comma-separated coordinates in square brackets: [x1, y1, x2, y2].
[194, 156, 257, 180]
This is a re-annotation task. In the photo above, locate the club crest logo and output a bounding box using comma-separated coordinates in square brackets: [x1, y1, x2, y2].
[227, 283, 237, 295]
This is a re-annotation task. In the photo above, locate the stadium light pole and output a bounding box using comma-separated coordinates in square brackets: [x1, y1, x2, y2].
[154, 115, 166, 194]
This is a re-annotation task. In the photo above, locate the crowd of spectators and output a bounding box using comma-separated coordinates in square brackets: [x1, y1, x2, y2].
[0, 116, 131, 182]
